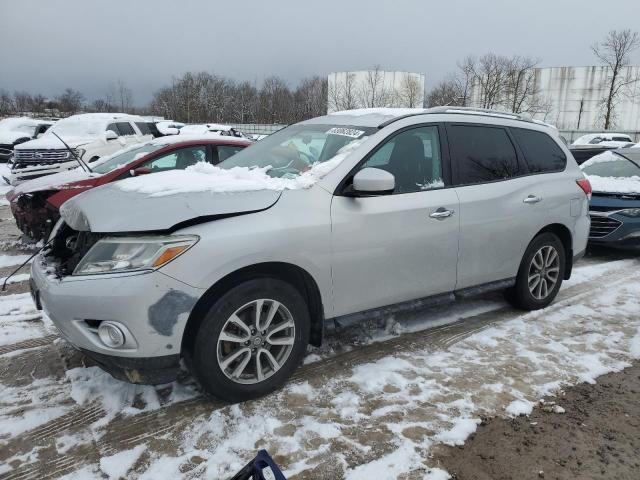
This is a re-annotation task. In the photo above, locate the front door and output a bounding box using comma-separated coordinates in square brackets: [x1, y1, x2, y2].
[330, 125, 459, 317]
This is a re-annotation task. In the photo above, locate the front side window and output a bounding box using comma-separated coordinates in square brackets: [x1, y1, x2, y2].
[359, 125, 443, 193]
[219, 124, 376, 178]
[135, 122, 152, 135]
[106, 123, 120, 135]
[116, 122, 135, 136]
[142, 146, 207, 171]
[511, 128, 566, 173]
[448, 124, 521, 185]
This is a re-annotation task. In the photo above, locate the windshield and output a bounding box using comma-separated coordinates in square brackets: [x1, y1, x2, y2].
[92, 144, 165, 174]
[581, 152, 640, 178]
[0, 118, 37, 136]
[219, 124, 375, 178]
[47, 118, 107, 138]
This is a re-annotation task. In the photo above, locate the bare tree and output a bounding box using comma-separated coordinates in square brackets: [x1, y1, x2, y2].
[328, 72, 359, 112]
[471, 53, 510, 109]
[503, 56, 543, 113]
[13, 91, 33, 113]
[399, 73, 423, 107]
[0, 89, 14, 115]
[456, 56, 476, 106]
[592, 29, 640, 129]
[360, 66, 392, 108]
[426, 77, 464, 107]
[57, 88, 85, 114]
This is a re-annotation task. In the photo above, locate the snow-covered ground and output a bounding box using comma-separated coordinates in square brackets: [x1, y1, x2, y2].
[0, 188, 638, 478]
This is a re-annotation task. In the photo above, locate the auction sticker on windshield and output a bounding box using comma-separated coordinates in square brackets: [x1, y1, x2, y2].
[326, 127, 365, 138]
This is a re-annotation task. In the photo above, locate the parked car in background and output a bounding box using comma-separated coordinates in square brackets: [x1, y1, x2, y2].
[0, 117, 54, 163]
[156, 121, 185, 136]
[580, 149, 640, 248]
[179, 123, 247, 138]
[31, 107, 589, 402]
[571, 132, 634, 147]
[8, 135, 250, 240]
[10, 113, 153, 184]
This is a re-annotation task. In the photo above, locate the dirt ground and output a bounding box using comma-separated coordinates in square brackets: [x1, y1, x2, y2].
[433, 362, 640, 480]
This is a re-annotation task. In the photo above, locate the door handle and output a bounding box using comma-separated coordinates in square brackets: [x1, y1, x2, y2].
[429, 208, 454, 219]
[523, 195, 542, 204]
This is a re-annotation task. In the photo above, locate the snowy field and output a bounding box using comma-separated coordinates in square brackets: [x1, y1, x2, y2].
[0, 184, 639, 479]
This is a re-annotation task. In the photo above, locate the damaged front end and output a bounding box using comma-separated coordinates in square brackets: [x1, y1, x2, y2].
[11, 191, 61, 241]
[43, 220, 104, 277]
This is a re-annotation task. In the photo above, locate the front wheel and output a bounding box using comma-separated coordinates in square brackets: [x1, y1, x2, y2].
[507, 232, 566, 310]
[189, 278, 309, 402]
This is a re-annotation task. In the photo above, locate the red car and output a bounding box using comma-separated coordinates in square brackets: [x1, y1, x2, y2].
[8, 136, 251, 240]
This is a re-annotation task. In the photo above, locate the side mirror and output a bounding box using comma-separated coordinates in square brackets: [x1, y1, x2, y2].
[106, 130, 118, 141]
[352, 167, 395, 195]
[130, 167, 152, 176]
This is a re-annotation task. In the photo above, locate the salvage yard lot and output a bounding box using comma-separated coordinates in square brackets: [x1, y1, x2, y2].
[0, 192, 639, 479]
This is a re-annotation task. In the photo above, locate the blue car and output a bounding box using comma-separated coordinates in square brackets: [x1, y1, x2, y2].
[581, 149, 640, 248]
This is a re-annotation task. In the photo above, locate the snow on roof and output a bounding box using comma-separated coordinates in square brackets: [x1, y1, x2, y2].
[330, 108, 427, 117]
[0, 117, 54, 128]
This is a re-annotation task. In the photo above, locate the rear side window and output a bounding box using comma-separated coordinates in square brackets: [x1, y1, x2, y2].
[511, 128, 566, 173]
[116, 122, 135, 136]
[448, 125, 521, 185]
[135, 122, 151, 135]
[216, 145, 245, 163]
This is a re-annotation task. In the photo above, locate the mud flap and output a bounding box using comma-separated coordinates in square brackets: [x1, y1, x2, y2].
[228, 450, 287, 480]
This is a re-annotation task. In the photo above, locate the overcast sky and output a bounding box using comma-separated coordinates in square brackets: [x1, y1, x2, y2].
[2, 0, 639, 106]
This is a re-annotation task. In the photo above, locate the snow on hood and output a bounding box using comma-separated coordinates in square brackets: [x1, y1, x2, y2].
[586, 175, 640, 194]
[9, 168, 100, 196]
[0, 130, 31, 144]
[14, 135, 94, 150]
[115, 136, 364, 197]
[580, 150, 618, 167]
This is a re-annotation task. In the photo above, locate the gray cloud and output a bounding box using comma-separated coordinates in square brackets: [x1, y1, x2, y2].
[1, 0, 639, 106]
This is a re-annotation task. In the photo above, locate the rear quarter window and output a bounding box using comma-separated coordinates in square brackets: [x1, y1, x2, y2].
[511, 128, 566, 173]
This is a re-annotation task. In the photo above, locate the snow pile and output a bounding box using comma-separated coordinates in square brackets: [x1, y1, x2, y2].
[0, 292, 45, 346]
[99, 445, 147, 479]
[116, 138, 366, 196]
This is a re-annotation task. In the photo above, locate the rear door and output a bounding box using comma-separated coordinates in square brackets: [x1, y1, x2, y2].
[212, 144, 246, 164]
[447, 123, 548, 289]
[330, 124, 460, 317]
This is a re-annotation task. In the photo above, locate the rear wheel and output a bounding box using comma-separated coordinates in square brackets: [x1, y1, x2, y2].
[189, 278, 309, 402]
[507, 232, 565, 310]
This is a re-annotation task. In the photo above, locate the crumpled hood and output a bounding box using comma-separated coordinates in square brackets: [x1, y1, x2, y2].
[60, 183, 282, 232]
[10, 168, 101, 196]
[14, 135, 94, 150]
[0, 130, 31, 144]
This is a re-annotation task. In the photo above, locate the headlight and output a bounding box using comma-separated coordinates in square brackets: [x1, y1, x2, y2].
[75, 148, 86, 159]
[73, 235, 198, 275]
[618, 208, 640, 218]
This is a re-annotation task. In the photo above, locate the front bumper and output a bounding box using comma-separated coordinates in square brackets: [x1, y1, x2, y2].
[588, 212, 640, 249]
[31, 254, 206, 383]
[11, 197, 60, 241]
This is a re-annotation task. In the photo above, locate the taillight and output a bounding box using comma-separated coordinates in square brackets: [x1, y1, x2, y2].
[576, 178, 592, 200]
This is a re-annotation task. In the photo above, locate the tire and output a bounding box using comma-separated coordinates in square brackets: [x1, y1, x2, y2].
[189, 278, 310, 402]
[506, 232, 566, 311]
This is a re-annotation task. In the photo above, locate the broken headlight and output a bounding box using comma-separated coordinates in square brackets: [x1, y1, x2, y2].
[73, 235, 198, 275]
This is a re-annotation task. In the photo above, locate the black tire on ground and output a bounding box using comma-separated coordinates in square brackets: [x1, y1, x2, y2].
[506, 232, 566, 311]
[189, 278, 310, 403]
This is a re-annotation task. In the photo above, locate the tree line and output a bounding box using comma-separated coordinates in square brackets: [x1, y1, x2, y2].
[1, 29, 637, 129]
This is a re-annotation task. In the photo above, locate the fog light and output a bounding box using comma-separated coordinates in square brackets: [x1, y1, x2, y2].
[98, 321, 125, 348]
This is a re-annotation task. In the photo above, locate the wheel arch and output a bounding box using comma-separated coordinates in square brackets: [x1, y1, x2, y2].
[535, 223, 573, 279]
[181, 262, 325, 355]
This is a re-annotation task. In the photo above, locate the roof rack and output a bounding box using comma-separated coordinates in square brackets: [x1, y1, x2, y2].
[378, 106, 552, 129]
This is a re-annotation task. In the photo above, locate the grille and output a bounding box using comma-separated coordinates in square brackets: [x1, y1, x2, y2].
[589, 214, 622, 238]
[14, 148, 77, 164]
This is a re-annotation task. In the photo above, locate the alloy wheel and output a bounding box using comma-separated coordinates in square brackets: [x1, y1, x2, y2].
[527, 245, 560, 300]
[216, 299, 296, 385]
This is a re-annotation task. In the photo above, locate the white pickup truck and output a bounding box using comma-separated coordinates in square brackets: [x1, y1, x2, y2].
[11, 113, 152, 184]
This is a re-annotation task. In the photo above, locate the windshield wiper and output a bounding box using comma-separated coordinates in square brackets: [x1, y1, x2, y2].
[51, 132, 93, 173]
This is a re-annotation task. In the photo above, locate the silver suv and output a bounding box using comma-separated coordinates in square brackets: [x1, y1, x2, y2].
[31, 108, 591, 402]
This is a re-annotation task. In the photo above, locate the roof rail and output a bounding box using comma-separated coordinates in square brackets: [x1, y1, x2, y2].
[378, 106, 553, 129]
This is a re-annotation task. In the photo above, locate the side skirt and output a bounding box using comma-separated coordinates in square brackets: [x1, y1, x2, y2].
[331, 278, 515, 326]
